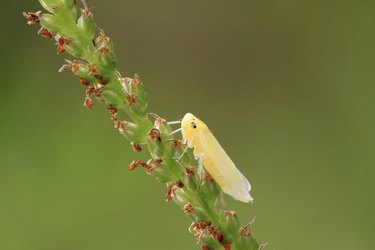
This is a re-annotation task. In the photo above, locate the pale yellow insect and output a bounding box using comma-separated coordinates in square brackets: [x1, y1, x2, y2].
[180, 113, 253, 203]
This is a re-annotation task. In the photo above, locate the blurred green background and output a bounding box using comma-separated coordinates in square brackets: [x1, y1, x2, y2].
[1, 0, 374, 249]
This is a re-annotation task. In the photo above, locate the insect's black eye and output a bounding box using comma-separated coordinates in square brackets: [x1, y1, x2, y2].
[191, 121, 197, 129]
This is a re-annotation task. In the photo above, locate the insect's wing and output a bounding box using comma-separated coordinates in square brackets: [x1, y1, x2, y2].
[199, 128, 253, 203]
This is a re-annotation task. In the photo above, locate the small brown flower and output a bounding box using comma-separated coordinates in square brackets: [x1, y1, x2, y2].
[171, 139, 183, 149]
[146, 163, 156, 174]
[95, 31, 110, 44]
[153, 116, 166, 127]
[225, 210, 237, 221]
[148, 128, 161, 142]
[70, 60, 80, 73]
[88, 63, 99, 76]
[56, 37, 70, 55]
[86, 86, 95, 95]
[93, 88, 103, 98]
[81, 8, 93, 17]
[96, 46, 110, 56]
[23, 11, 42, 25]
[107, 105, 118, 119]
[84, 96, 93, 109]
[240, 225, 251, 237]
[183, 203, 194, 215]
[114, 120, 127, 134]
[185, 167, 195, 177]
[125, 94, 137, 106]
[188, 222, 199, 236]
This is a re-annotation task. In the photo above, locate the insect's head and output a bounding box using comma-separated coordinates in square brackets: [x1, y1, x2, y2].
[181, 113, 204, 140]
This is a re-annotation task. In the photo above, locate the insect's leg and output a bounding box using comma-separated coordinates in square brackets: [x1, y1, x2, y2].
[169, 128, 182, 135]
[220, 191, 227, 209]
[178, 143, 190, 161]
[197, 154, 205, 182]
[167, 120, 181, 125]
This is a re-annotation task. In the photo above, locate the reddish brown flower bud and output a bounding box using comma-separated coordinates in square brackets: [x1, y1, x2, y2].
[37, 27, 53, 39]
[165, 183, 173, 202]
[176, 180, 184, 188]
[80, 78, 90, 86]
[223, 242, 231, 250]
[84, 96, 93, 108]
[128, 161, 137, 171]
[127, 160, 156, 174]
[23, 11, 42, 25]
[198, 220, 211, 229]
[213, 229, 224, 243]
[131, 142, 142, 153]
[154, 158, 163, 164]
[98, 77, 109, 85]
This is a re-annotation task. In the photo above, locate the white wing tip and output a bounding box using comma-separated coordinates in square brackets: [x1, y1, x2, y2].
[230, 191, 253, 203]
[244, 194, 254, 203]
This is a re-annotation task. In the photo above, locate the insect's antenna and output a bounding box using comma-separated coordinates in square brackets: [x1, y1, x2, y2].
[169, 128, 182, 135]
[167, 120, 181, 125]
